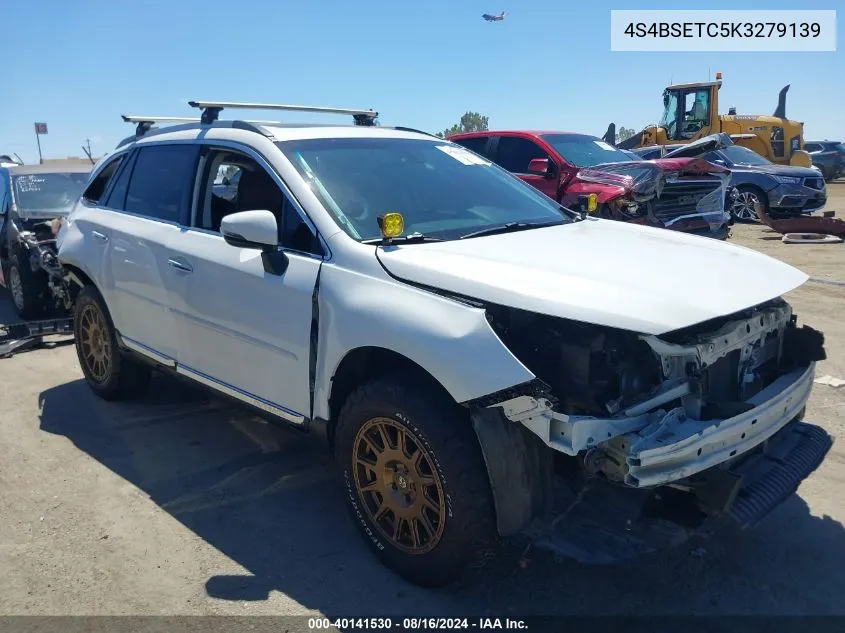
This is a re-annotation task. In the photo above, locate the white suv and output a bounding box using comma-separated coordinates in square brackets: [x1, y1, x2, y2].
[57, 101, 831, 587]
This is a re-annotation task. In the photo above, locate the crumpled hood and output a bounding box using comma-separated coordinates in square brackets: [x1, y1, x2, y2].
[582, 157, 727, 185]
[377, 219, 808, 335]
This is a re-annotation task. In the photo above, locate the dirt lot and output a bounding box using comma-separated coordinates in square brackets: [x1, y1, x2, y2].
[1, 182, 844, 619]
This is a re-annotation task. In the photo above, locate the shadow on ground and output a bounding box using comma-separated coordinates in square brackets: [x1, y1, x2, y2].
[37, 374, 845, 616]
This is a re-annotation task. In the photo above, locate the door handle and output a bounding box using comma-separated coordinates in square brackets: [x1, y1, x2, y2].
[91, 230, 109, 242]
[167, 258, 193, 273]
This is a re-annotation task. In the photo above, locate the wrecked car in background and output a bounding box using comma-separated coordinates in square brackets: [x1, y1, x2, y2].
[0, 162, 90, 318]
[803, 140, 844, 182]
[653, 134, 827, 222]
[448, 130, 732, 239]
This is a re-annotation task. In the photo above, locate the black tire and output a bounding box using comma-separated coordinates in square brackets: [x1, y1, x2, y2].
[730, 185, 768, 223]
[73, 285, 152, 401]
[334, 378, 496, 587]
[8, 251, 49, 319]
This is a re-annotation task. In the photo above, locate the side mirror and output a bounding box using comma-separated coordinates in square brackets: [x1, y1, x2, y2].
[527, 158, 555, 178]
[221, 210, 288, 275]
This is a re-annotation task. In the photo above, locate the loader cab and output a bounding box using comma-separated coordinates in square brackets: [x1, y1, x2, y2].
[659, 82, 719, 141]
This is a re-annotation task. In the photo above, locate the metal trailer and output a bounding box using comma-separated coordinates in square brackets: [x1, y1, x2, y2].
[0, 316, 73, 358]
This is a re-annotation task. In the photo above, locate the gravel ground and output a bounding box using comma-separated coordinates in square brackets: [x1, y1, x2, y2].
[1, 182, 843, 620]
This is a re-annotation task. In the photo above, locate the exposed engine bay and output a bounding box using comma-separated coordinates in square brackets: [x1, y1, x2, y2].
[470, 298, 830, 556]
[483, 298, 825, 484]
[12, 217, 73, 312]
[575, 160, 731, 238]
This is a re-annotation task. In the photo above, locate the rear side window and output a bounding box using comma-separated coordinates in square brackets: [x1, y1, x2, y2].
[804, 143, 820, 152]
[104, 152, 136, 210]
[451, 136, 490, 157]
[125, 144, 199, 223]
[83, 154, 125, 204]
[493, 137, 551, 173]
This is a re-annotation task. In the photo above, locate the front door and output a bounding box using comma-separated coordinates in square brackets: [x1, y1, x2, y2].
[165, 145, 323, 423]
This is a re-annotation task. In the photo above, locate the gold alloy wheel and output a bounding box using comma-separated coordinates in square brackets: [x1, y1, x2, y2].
[78, 303, 112, 383]
[352, 417, 447, 555]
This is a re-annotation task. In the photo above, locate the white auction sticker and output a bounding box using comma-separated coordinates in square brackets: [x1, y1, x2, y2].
[436, 145, 491, 166]
[610, 10, 836, 52]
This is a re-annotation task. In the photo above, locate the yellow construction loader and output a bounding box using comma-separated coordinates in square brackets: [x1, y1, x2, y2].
[609, 73, 812, 167]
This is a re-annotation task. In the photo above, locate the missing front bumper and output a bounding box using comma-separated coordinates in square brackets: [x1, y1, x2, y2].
[524, 419, 832, 564]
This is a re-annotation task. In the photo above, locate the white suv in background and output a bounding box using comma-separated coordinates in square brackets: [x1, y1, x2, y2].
[57, 101, 831, 587]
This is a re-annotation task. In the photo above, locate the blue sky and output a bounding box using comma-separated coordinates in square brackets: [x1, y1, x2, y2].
[1, 0, 842, 162]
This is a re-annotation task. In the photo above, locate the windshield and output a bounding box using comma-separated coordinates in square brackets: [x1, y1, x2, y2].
[719, 145, 772, 166]
[12, 172, 88, 214]
[541, 134, 641, 168]
[276, 137, 569, 241]
[834, 143, 845, 153]
[660, 90, 680, 138]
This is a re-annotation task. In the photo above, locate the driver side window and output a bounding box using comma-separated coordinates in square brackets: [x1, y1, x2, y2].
[195, 149, 323, 256]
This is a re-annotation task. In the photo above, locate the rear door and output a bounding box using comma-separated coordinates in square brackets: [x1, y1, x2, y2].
[94, 142, 201, 362]
[489, 135, 560, 200]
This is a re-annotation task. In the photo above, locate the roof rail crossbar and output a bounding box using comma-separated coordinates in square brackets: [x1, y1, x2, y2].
[187, 100, 379, 126]
[121, 115, 202, 136]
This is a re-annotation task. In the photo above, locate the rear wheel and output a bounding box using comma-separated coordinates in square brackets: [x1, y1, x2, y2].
[335, 379, 496, 587]
[73, 286, 151, 401]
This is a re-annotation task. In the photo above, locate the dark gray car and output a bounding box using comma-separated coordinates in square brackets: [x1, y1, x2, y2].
[653, 135, 827, 222]
[1, 163, 90, 318]
[804, 140, 844, 181]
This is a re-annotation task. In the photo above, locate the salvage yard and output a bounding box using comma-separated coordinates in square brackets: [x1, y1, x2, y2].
[1, 181, 844, 617]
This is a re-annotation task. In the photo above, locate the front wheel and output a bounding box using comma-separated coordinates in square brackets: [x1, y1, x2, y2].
[334, 379, 496, 587]
[8, 253, 49, 319]
[730, 186, 766, 222]
[73, 285, 152, 401]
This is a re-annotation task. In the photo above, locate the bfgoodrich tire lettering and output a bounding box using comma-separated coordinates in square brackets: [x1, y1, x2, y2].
[73, 285, 152, 401]
[334, 379, 496, 587]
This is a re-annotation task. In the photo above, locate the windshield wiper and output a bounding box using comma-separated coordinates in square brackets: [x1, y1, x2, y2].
[459, 220, 561, 240]
[362, 232, 443, 245]
[557, 203, 587, 221]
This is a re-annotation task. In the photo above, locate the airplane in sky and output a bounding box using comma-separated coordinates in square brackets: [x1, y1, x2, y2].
[482, 11, 506, 22]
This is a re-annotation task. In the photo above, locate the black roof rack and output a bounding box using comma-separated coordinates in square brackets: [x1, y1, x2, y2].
[187, 100, 378, 126]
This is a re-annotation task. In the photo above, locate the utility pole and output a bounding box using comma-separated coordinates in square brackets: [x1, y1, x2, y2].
[35, 130, 43, 164]
[82, 138, 95, 165]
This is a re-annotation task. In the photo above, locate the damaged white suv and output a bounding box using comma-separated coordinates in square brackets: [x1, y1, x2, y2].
[57, 102, 832, 587]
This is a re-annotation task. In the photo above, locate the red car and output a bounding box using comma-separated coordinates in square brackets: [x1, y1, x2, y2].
[448, 130, 732, 239]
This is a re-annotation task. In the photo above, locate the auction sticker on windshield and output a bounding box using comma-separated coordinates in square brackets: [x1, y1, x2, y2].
[436, 145, 491, 166]
[593, 140, 617, 151]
